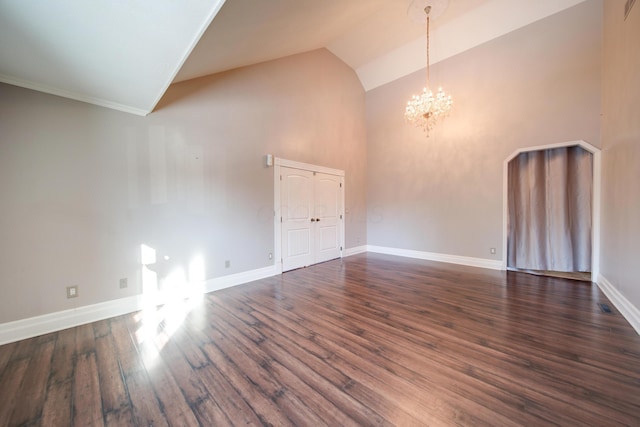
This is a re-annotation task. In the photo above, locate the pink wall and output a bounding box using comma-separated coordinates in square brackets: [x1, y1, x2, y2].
[600, 0, 640, 314]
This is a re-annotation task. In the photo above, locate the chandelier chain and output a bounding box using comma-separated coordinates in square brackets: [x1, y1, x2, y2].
[426, 8, 430, 86]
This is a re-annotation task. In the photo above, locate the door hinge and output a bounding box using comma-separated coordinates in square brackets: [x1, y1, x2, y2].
[340, 182, 342, 188]
[280, 216, 283, 223]
[340, 246, 343, 251]
[340, 214, 343, 219]
[280, 175, 282, 181]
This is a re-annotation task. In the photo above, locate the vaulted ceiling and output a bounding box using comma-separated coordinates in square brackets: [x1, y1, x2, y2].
[0, 0, 588, 116]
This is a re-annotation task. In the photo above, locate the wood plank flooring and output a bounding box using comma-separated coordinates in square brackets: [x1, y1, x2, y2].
[1, 253, 640, 426]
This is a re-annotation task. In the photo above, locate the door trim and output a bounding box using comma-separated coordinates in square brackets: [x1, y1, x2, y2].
[274, 157, 345, 274]
[502, 140, 601, 279]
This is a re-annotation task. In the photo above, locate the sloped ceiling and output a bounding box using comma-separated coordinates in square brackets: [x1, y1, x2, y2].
[0, 0, 226, 115]
[0, 0, 588, 116]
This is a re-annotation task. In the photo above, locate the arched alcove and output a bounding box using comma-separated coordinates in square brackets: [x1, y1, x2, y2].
[502, 140, 601, 279]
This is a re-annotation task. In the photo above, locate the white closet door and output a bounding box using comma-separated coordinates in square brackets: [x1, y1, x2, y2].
[314, 173, 342, 264]
[281, 168, 314, 272]
[280, 166, 343, 272]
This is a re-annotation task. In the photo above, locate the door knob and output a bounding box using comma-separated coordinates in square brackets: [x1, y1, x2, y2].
[316, 218, 320, 222]
[311, 218, 316, 222]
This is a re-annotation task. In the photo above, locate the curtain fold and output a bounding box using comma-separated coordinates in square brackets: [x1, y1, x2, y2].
[507, 146, 592, 272]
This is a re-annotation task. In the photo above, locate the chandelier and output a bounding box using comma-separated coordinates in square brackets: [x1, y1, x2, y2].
[404, 5, 453, 135]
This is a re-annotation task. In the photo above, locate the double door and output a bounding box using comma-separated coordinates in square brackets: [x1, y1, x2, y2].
[280, 166, 343, 272]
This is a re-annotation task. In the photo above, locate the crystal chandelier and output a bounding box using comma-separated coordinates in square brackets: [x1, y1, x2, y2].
[404, 5, 453, 135]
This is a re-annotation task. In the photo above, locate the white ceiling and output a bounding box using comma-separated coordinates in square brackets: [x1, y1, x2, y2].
[0, 0, 588, 116]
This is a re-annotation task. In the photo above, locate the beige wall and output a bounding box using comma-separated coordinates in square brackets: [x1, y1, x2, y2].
[0, 49, 367, 323]
[601, 2, 640, 308]
[366, 0, 602, 260]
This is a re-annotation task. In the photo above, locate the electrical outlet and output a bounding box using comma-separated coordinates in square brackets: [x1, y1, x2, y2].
[268, 252, 273, 260]
[66, 286, 78, 298]
[225, 260, 230, 268]
[490, 248, 496, 254]
[119, 278, 128, 289]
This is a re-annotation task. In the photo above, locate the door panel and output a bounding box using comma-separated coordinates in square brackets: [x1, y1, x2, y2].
[314, 173, 341, 263]
[286, 229, 311, 257]
[281, 168, 314, 271]
[286, 175, 312, 219]
[318, 224, 339, 251]
[315, 175, 339, 217]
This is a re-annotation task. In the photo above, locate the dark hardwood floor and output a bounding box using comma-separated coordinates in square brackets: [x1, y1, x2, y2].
[1, 253, 640, 426]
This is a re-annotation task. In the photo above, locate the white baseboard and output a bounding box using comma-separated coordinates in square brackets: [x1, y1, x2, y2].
[344, 245, 368, 257]
[367, 245, 503, 270]
[0, 265, 281, 345]
[0, 296, 144, 346]
[597, 274, 640, 335]
[202, 265, 279, 293]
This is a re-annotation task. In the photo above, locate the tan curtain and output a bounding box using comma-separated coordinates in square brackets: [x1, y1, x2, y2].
[507, 146, 592, 272]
